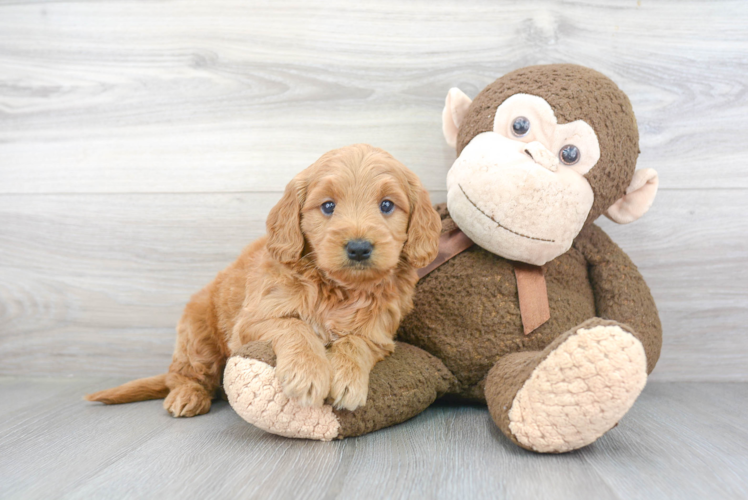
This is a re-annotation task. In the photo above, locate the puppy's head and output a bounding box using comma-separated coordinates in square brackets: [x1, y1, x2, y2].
[266, 144, 441, 284]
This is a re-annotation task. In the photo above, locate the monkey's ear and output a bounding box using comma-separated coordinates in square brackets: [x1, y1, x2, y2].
[266, 176, 305, 264]
[605, 168, 659, 224]
[442, 88, 472, 149]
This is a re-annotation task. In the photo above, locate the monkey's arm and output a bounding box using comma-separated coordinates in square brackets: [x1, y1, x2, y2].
[223, 341, 458, 440]
[573, 223, 662, 374]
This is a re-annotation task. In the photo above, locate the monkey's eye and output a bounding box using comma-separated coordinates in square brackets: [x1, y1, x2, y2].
[380, 200, 395, 215]
[559, 145, 580, 165]
[320, 201, 335, 215]
[511, 116, 531, 137]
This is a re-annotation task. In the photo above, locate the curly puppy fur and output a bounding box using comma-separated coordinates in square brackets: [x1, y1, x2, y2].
[85, 144, 441, 416]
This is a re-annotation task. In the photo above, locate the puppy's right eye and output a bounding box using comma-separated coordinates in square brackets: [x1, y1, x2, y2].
[320, 201, 335, 215]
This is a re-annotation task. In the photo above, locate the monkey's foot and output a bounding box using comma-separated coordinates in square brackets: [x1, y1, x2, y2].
[489, 320, 648, 453]
[224, 343, 340, 441]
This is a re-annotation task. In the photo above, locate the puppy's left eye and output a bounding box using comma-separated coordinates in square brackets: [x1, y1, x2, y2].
[380, 200, 395, 214]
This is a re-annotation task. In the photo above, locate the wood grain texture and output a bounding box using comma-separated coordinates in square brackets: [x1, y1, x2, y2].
[0, 378, 746, 499]
[1, 0, 747, 381]
[1, 0, 747, 193]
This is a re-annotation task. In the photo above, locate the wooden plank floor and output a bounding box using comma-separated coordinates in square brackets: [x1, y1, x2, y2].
[0, 378, 746, 499]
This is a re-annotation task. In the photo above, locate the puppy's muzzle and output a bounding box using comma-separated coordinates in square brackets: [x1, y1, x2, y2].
[346, 239, 373, 262]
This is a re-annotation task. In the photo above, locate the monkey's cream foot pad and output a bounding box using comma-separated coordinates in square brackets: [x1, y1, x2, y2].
[508, 324, 648, 453]
[224, 356, 340, 441]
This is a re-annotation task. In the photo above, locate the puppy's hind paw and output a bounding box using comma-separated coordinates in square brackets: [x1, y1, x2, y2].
[163, 383, 211, 417]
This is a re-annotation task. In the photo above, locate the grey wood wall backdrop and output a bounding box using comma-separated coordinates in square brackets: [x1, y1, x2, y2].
[1, 0, 746, 382]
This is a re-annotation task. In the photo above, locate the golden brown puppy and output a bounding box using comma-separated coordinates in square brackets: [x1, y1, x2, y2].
[85, 144, 441, 416]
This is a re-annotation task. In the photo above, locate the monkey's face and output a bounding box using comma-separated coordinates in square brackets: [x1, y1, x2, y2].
[443, 65, 658, 266]
[446, 94, 600, 265]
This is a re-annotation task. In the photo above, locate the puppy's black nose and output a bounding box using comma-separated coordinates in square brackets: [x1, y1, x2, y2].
[346, 239, 373, 261]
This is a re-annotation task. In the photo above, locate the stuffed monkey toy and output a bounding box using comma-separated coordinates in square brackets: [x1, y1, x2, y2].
[223, 64, 662, 453]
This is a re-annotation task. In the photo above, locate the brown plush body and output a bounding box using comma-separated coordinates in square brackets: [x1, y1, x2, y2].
[223, 64, 663, 453]
[399, 208, 661, 403]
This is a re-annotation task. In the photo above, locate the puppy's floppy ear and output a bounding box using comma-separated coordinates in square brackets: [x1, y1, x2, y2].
[266, 175, 305, 264]
[402, 173, 441, 269]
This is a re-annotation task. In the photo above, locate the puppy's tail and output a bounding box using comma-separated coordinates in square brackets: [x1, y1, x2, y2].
[84, 374, 169, 405]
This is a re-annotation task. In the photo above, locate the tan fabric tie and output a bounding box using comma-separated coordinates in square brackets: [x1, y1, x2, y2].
[418, 228, 551, 336]
[417, 228, 475, 279]
[513, 262, 551, 335]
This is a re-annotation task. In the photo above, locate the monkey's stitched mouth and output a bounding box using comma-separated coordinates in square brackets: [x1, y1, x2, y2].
[457, 184, 555, 243]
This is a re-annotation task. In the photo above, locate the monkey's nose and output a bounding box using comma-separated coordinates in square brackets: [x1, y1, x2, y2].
[346, 239, 373, 261]
[524, 141, 559, 172]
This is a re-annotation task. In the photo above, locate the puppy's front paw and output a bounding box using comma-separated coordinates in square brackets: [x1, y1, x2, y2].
[276, 351, 332, 407]
[329, 355, 369, 411]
